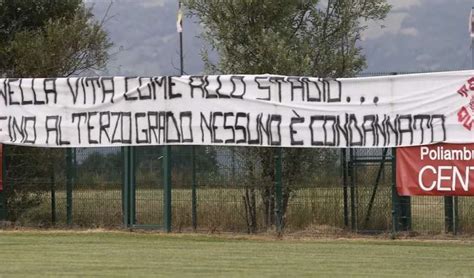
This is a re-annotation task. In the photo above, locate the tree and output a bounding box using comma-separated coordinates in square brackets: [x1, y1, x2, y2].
[184, 0, 390, 232]
[185, 0, 389, 77]
[1, 0, 111, 223]
[0, 0, 111, 78]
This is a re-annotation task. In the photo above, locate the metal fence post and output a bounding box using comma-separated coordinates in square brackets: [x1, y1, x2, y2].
[130, 147, 136, 225]
[391, 147, 400, 234]
[453, 196, 459, 235]
[191, 146, 197, 231]
[349, 149, 356, 231]
[122, 146, 137, 227]
[163, 145, 172, 232]
[122, 147, 130, 227]
[275, 147, 283, 235]
[66, 148, 73, 226]
[342, 148, 349, 228]
[0, 145, 7, 220]
[72, 148, 77, 183]
[50, 168, 56, 226]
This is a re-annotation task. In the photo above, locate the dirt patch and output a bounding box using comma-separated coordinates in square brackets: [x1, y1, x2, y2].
[1, 226, 474, 245]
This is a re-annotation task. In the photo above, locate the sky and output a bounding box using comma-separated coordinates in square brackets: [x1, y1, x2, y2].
[88, 0, 474, 76]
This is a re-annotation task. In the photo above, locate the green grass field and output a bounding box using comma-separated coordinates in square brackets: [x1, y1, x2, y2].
[0, 231, 473, 277]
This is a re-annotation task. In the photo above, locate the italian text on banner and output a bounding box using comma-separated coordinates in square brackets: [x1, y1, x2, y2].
[0, 71, 473, 148]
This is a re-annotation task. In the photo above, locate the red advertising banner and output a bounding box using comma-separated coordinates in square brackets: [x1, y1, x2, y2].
[0, 144, 3, 192]
[397, 144, 474, 196]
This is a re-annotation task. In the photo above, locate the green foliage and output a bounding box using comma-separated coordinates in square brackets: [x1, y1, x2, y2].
[4, 147, 65, 222]
[0, 0, 111, 77]
[184, 0, 390, 77]
[76, 151, 122, 188]
[75, 146, 219, 189]
[184, 0, 390, 231]
[1, 0, 111, 222]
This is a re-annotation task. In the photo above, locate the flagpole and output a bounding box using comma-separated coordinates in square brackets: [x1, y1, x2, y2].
[179, 1, 184, 76]
[178, 1, 197, 230]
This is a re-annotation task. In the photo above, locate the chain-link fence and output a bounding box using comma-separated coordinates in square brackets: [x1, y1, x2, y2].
[0, 144, 471, 236]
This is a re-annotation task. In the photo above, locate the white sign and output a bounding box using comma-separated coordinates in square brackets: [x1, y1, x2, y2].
[0, 71, 473, 148]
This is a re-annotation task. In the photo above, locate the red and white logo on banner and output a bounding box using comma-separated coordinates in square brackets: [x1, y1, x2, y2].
[397, 144, 474, 196]
[456, 77, 474, 130]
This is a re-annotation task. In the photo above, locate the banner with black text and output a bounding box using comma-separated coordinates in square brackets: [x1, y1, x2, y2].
[0, 71, 473, 148]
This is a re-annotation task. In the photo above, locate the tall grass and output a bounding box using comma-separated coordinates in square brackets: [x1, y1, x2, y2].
[13, 186, 474, 235]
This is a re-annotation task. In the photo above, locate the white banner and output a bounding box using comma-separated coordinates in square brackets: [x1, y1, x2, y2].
[0, 71, 473, 148]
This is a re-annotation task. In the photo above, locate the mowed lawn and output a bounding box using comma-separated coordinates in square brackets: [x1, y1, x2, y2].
[0, 231, 473, 277]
